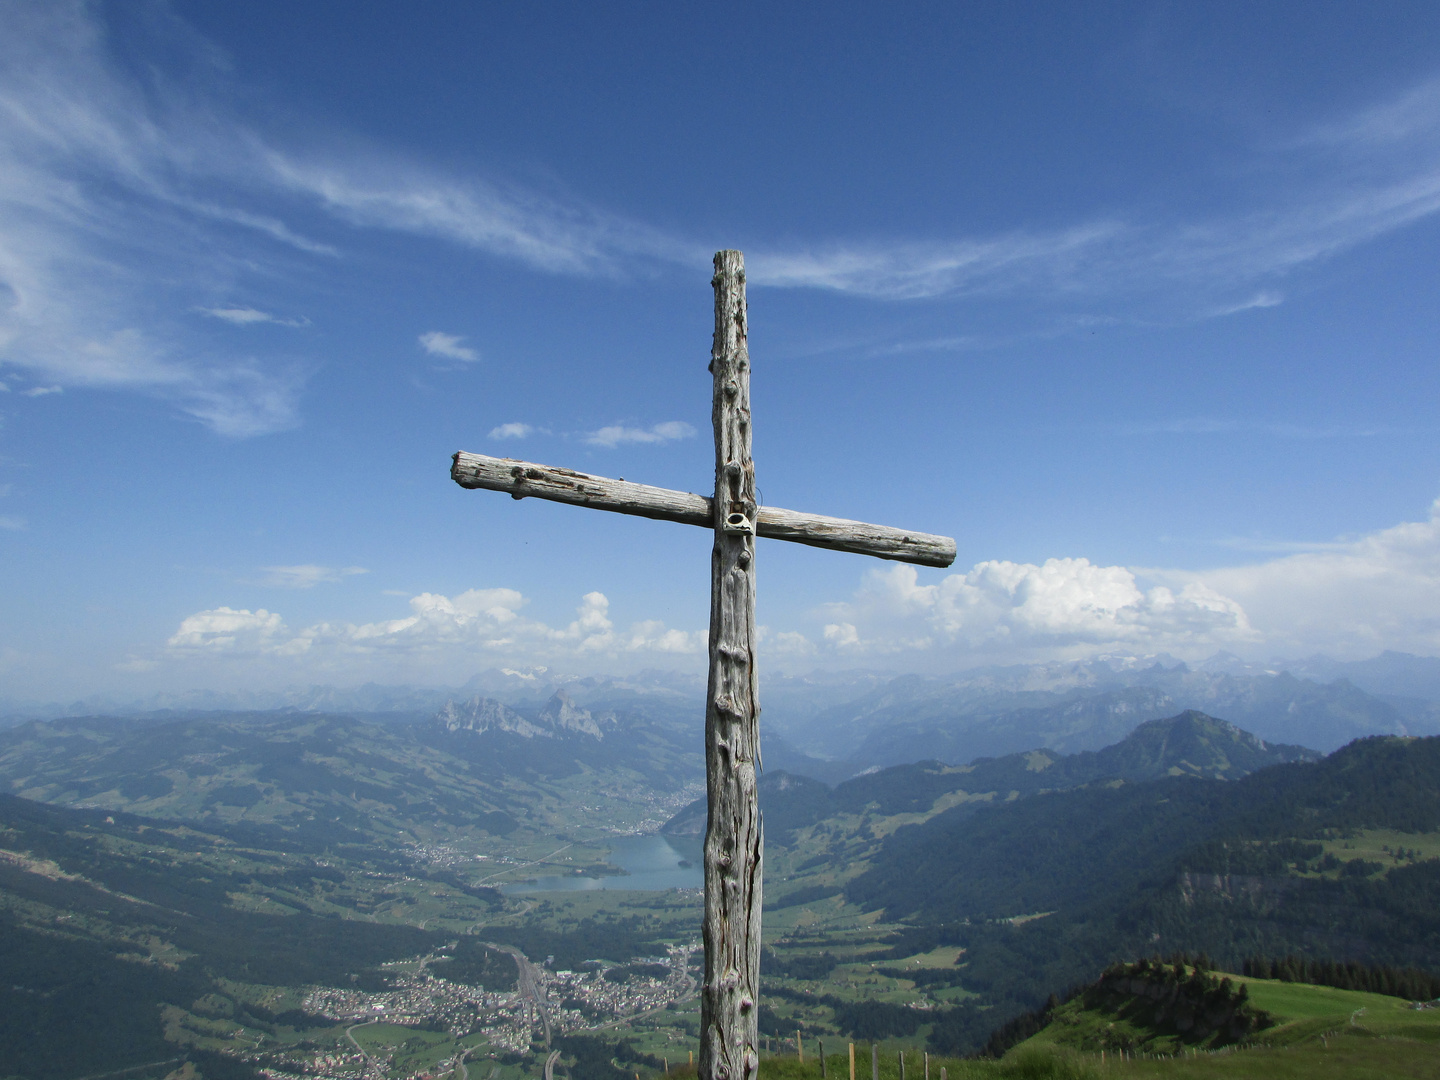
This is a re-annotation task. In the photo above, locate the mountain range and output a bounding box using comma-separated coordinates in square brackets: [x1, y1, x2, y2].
[762, 656, 1435, 781]
[664, 710, 1319, 843]
[9, 652, 1440, 784]
[0, 690, 701, 845]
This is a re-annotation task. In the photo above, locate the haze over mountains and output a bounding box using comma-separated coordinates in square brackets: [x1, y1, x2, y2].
[0, 689, 702, 845]
[767, 656, 1428, 782]
[6, 652, 1439, 790]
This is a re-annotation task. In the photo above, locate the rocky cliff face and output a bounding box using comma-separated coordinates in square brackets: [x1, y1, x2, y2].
[434, 691, 608, 740]
[537, 691, 605, 739]
[436, 697, 544, 737]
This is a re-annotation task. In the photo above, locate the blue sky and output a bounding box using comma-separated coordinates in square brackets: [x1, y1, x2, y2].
[6, 0, 1440, 700]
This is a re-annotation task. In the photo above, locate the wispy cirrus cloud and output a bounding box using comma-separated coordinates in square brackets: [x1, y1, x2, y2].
[199, 307, 309, 328]
[0, 1, 311, 436]
[746, 80, 1440, 302]
[263, 152, 697, 278]
[257, 564, 369, 589]
[586, 421, 696, 448]
[10, 0, 1440, 439]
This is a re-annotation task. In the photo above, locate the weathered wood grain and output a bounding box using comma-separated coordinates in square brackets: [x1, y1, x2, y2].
[700, 249, 762, 1080]
[452, 452, 712, 525]
[451, 452, 956, 569]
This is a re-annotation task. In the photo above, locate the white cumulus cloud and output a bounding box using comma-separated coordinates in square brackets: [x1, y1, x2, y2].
[419, 331, 478, 362]
[489, 422, 534, 440]
[159, 587, 700, 678]
[804, 497, 1440, 667]
[168, 607, 288, 651]
[818, 559, 1255, 662]
[1174, 498, 1440, 659]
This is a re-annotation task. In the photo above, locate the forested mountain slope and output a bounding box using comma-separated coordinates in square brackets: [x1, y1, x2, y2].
[849, 733, 1440, 925]
[664, 711, 1316, 841]
[822, 734, 1440, 1053]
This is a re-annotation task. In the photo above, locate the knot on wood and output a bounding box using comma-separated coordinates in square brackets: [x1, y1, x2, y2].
[739, 997, 754, 1012]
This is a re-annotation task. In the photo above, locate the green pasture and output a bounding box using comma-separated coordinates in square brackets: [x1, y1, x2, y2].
[1318, 828, 1440, 869]
[1004, 973, 1440, 1078]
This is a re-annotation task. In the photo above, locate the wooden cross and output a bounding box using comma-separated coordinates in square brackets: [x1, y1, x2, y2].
[450, 250, 955, 1080]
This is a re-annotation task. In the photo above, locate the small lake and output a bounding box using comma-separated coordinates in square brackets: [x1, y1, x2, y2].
[501, 834, 703, 893]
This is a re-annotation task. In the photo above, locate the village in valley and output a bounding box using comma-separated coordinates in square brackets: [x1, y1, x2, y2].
[230, 940, 701, 1080]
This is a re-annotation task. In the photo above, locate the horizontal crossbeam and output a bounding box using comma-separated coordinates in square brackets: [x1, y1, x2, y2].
[452, 451, 956, 568]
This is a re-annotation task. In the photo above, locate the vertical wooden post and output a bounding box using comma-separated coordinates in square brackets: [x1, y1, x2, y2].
[849, 1043, 855, 1080]
[798, 1031, 805, 1063]
[700, 250, 762, 1080]
[871, 1044, 878, 1080]
[820, 1041, 827, 1078]
[898, 1051, 904, 1080]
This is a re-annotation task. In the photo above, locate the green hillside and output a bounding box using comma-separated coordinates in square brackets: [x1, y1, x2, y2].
[1004, 967, 1440, 1078]
[738, 732, 1440, 1056]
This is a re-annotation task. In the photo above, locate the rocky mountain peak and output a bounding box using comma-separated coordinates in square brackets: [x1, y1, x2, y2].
[432, 691, 609, 741]
[434, 696, 547, 739]
[537, 691, 604, 740]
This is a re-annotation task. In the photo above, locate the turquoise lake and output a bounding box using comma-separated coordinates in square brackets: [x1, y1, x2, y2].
[501, 834, 703, 893]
